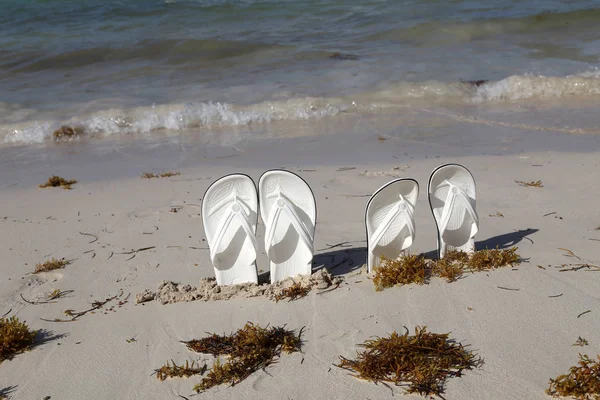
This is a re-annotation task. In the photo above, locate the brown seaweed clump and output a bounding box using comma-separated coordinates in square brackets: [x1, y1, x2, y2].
[431, 251, 470, 283]
[154, 360, 207, 381]
[183, 322, 303, 393]
[0, 317, 37, 363]
[430, 248, 521, 282]
[47, 289, 70, 300]
[547, 354, 600, 399]
[38, 176, 77, 190]
[373, 254, 428, 292]
[337, 326, 483, 397]
[141, 171, 181, 179]
[53, 126, 84, 140]
[373, 248, 521, 290]
[34, 258, 70, 274]
[274, 282, 311, 302]
[372, 254, 428, 291]
[468, 247, 521, 271]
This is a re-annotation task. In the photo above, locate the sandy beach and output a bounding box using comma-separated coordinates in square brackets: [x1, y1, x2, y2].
[3, 1, 600, 398]
[1, 135, 599, 399]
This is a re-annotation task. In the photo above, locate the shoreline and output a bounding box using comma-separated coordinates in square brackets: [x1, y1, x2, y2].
[2, 110, 600, 189]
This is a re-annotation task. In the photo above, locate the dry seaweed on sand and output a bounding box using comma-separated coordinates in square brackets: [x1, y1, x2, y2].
[547, 354, 600, 399]
[574, 337, 589, 347]
[41, 290, 126, 323]
[375, 248, 521, 289]
[141, 171, 181, 179]
[185, 333, 235, 357]
[38, 176, 77, 190]
[47, 289, 65, 300]
[557, 248, 600, 272]
[154, 360, 207, 381]
[515, 180, 543, 188]
[372, 254, 428, 291]
[0, 317, 38, 363]
[431, 258, 463, 282]
[275, 282, 311, 302]
[20, 289, 72, 305]
[337, 326, 483, 397]
[183, 322, 303, 393]
[430, 251, 470, 283]
[432, 247, 520, 278]
[45, 289, 72, 302]
[34, 258, 70, 274]
[467, 247, 521, 271]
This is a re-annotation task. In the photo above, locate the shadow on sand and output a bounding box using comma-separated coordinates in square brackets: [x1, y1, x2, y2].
[314, 245, 367, 276]
[476, 228, 538, 250]
[35, 329, 68, 347]
[0, 386, 17, 398]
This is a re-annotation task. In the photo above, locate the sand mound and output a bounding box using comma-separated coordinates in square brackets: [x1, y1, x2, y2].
[136, 269, 343, 304]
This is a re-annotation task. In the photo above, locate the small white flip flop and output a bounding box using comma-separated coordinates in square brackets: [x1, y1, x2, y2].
[366, 178, 419, 273]
[428, 164, 479, 259]
[258, 170, 316, 283]
[202, 174, 258, 285]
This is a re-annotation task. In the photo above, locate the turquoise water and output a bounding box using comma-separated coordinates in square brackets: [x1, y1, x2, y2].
[1, 0, 600, 145]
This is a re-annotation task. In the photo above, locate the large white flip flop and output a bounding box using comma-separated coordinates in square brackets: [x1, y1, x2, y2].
[202, 174, 259, 285]
[428, 164, 479, 259]
[366, 178, 419, 273]
[259, 170, 316, 283]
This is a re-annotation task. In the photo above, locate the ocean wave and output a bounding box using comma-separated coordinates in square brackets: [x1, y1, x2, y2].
[368, 8, 600, 44]
[364, 71, 600, 103]
[1, 39, 285, 73]
[3, 71, 600, 145]
[472, 72, 600, 102]
[1, 98, 353, 145]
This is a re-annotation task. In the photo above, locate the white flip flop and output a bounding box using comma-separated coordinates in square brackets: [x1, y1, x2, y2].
[202, 174, 258, 285]
[366, 178, 419, 273]
[258, 170, 316, 283]
[428, 164, 479, 259]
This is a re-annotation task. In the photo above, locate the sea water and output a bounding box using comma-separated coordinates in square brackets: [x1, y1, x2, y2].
[1, 0, 600, 148]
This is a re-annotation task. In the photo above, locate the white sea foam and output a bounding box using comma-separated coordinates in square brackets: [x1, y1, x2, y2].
[1, 98, 351, 145]
[472, 73, 600, 102]
[3, 122, 51, 144]
[2, 72, 600, 146]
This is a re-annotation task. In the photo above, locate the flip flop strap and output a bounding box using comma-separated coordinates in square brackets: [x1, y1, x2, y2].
[264, 192, 313, 256]
[438, 180, 479, 238]
[209, 196, 257, 266]
[369, 194, 415, 255]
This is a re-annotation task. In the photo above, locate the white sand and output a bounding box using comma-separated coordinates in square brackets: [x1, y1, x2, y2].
[135, 269, 344, 304]
[1, 148, 599, 399]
